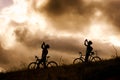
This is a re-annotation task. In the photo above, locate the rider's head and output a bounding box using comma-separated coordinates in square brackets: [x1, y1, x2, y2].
[45, 44, 50, 48]
[88, 41, 92, 45]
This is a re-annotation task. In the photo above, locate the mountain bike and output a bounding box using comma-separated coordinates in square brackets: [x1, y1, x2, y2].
[28, 56, 58, 70]
[73, 51, 101, 64]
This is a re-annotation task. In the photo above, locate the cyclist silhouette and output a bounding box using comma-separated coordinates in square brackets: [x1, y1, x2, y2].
[38, 42, 50, 68]
[84, 39, 93, 62]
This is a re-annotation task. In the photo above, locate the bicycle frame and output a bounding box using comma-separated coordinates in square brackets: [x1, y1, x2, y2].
[73, 51, 101, 64]
[34, 56, 50, 64]
[28, 55, 58, 69]
[78, 51, 100, 61]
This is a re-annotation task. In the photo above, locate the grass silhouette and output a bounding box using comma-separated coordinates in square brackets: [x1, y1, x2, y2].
[0, 57, 120, 80]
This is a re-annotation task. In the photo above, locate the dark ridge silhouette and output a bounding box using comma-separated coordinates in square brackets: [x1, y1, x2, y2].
[0, 57, 120, 80]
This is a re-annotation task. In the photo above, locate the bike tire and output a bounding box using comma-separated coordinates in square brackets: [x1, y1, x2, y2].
[47, 61, 58, 67]
[28, 62, 37, 70]
[73, 58, 83, 64]
[91, 56, 101, 62]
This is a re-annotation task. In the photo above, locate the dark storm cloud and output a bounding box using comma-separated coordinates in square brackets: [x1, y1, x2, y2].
[14, 26, 81, 53]
[10, 19, 81, 54]
[10, 20, 81, 53]
[102, 1, 120, 33]
[46, 37, 82, 53]
[31, 0, 120, 34]
[33, 0, 100, 32]
[41, 0, 105, 16]
[42, 0, 88, 16]
[14, 27, 41, 49]
[35, 0, 120, 33]
[9, 20, 44, 49]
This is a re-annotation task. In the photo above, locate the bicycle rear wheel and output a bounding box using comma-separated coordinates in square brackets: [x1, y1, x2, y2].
[91, 56, 101, 62]
[73, 58, 83, 64]
[28, 62, 37, 70]
[47, 61, 58, 67]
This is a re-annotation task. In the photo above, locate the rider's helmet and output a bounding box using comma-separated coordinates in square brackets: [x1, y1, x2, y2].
[45, 44, 50, 48]
[88, 41, 92, 45]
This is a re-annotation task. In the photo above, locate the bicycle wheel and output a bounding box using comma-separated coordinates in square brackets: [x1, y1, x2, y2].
[28, 62, 37, 70]
[73, 58, 83, 64]
[47, 61, 58, 67]
[91, 56, 101, 62]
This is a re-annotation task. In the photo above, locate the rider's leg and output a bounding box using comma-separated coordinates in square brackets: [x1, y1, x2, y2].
[43, 61, 47, 68]
[43, 58, 47, 68]
[85, 53, 89, 62]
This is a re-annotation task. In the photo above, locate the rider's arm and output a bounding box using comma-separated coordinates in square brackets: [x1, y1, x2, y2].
[84, 39, 88, 46]
[41, 42, 45, 49]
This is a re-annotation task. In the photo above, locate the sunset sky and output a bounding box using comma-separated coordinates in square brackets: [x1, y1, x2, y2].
[0, 0, 120, 71]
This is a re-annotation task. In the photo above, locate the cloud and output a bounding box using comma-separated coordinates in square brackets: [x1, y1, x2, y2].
[33, 0, 102, 32]
[34, 0, 120, 35]
[47, 37, 81, 53]
[42, 0, 85, 15]
[102, 1, 120, 34]
[14, 27, 42, 49]
[0, 44, 10, 65]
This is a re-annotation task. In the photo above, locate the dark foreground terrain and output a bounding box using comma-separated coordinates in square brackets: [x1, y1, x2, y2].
[0, 57, 120, 80]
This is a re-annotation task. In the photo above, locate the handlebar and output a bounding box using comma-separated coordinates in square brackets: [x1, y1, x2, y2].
[90, 51, 98, 56]
[35, 56, 50, 59]
[35, 56, 39, 59]
[47, 56, 50, 58]
[79, 52, 82, 54]
[91, 52, 94, 55]
[78, 51, 96, 56]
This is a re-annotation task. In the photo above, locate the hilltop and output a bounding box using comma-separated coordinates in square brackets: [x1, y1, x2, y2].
[0, 57, 120, 80]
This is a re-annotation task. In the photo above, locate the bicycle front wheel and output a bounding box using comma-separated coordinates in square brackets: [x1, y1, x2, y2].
[91, 56, 101, 62]
[28, 62, 37, 70]
[47, 61, 58, 67]
[73, 58, 83, 64]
